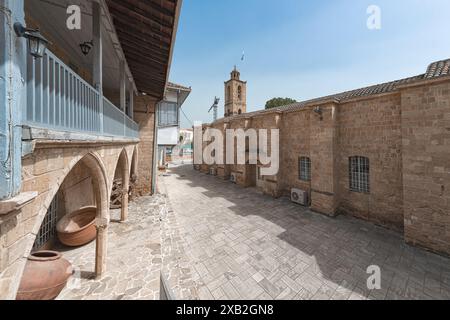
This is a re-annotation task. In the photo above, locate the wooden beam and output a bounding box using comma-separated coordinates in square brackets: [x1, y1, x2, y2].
[105, 0, 180, 100]
[92, 1, 104, 134]
[120, 60, 126, 112]
[129, 83, 134, 118]
[92, 2, 103, 93]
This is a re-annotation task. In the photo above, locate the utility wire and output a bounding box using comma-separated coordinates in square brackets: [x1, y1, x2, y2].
[180, 107, 194, 127]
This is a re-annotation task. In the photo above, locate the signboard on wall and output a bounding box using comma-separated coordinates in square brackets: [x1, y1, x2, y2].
[157, 126, 179, 146]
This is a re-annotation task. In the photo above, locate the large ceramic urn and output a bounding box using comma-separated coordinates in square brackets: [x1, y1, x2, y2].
[57, 206, 97, 247]
[16, 251, 73, 300]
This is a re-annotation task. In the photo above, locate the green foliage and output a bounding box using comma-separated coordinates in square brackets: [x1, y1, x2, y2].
[265, 97, 298, 110]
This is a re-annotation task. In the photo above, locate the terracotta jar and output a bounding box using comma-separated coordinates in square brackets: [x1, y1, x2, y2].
[57, 206, 97, 247]
[16, 251, 73, 300]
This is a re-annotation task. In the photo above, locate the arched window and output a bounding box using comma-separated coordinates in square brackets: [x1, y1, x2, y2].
[299, 157, 311, 181]
[238, 86, 242, 100]
[349, 156, 370, 193]
[238, 109, 242, 115]
[227, 86, 231, 101]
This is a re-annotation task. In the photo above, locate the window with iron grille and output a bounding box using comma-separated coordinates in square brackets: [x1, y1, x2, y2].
[33, 195, 58, 251]
[349, 156, 370, 193]
[299, 157, 311, 181]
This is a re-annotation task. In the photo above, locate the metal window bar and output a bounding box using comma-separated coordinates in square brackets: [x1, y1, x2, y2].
[299, 157, 311, 181]
[25, 49, 139, 139]
[349, 156, 370, 193]
[33, 195, 58, 251]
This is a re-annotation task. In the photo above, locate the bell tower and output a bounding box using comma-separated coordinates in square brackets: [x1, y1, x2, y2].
[224, 66, 247, 117]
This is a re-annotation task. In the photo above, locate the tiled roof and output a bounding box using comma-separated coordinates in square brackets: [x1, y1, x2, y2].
[424, 59, 450, 79]
[167, 82, 192, 92]
[219, 58, 450, 121]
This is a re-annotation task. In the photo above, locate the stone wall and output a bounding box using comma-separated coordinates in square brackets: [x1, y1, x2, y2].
[279, 109, 311, 196]
[59, 161, 96, 216]
[337, 95, 404, 230]
[401, 79, 450, 255]
[198, 77, 450, 257]
[211, 120, 228, 179]
[133, 96, 157, 196]
[251, 114, 282, 197]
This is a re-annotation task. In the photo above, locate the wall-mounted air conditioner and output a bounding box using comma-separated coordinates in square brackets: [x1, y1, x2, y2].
[291, 188, 309, 206]
[230, 173, 237, 183]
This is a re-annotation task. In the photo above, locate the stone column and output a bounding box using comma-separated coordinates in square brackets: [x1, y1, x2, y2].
[222, 122, 230, 179]
[310, 103, 339, 216]
[120, 189, 128, 222]
[95, 225, 108, 276]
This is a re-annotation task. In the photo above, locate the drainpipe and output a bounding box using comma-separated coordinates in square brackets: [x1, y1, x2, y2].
[151, 101, 159, 194]
[0, 0, 25, 201]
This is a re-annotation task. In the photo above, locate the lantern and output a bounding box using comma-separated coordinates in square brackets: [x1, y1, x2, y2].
[14, 23, 49, 58]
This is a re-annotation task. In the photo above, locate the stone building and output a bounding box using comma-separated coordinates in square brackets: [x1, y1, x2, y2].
[224, 67, 247, 117]
[0, 0, 182, 299]
[199, 62, 450, 257]
[157, 83, 192, 169]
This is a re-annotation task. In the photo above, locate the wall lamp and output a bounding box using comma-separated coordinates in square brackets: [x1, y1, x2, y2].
[313, 106, 323, 121]
[80, 41, 93, 56]
[14, 23, 49, 59]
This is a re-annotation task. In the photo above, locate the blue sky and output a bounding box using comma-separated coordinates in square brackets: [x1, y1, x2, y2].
[169, 0, 450, 128]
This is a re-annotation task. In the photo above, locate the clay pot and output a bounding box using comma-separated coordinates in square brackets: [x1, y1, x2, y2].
[16, 251, 73, 300]
[57, 206, 97, 247]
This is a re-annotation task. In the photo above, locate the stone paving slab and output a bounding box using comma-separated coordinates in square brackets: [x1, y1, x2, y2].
[57, 196, 164, 300]
[161, 165, 450, 300]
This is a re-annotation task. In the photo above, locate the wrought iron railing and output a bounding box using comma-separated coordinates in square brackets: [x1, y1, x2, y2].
[24, 49, 139, 139]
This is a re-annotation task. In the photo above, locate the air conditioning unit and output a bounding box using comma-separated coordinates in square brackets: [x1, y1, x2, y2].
[291, 188, 309, 206]
[210, 168, 217, 176]
[230, 173, 237, 183]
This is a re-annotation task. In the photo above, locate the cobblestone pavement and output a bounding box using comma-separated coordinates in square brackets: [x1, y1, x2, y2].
[57, 196, 164, 300]
[161, 165, 450, 300]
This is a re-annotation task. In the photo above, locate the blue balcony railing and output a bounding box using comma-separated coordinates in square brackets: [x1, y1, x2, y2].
[24, 49, 139, 139]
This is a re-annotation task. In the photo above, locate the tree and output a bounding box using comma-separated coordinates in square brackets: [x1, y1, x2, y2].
[265, 97, 298, 110]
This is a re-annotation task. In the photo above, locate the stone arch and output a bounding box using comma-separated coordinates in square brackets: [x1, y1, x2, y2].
[110, 149, 130, 222]
[27, 152, 110, 277]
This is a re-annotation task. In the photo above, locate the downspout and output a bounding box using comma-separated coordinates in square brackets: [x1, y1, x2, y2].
[151, 101, 159, 194]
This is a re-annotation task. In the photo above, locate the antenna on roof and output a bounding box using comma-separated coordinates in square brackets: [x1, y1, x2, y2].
[208, 97, 220, 122]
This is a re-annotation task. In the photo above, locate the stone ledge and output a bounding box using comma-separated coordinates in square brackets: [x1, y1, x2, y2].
[22, 126, 140, 148]
[0, 192, 38, 216]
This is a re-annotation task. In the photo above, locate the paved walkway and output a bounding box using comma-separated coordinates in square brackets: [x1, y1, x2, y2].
[161, 165, 450, 300]
[58, 196, 164, 300]
[56, 190, 200, 300]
